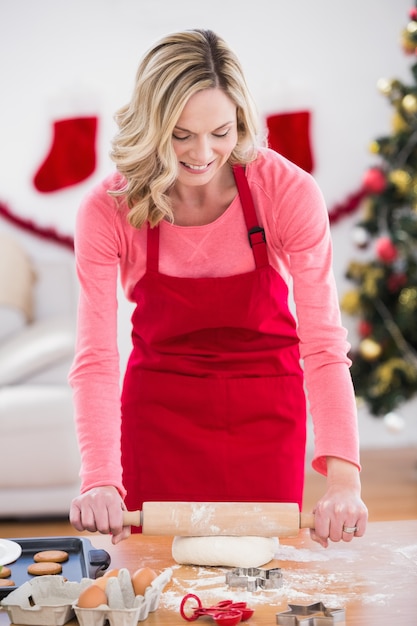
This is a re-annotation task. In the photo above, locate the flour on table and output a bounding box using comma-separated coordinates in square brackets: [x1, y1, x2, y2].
[274, 545, 358, 563]
[160, 564, 393, 613]
[395, 543, 417, 564]
[172, 536, 279, 567]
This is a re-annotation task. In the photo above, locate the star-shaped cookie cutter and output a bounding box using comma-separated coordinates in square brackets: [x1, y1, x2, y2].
[225, 566, 283, 591]
[276, 602, 346, 625]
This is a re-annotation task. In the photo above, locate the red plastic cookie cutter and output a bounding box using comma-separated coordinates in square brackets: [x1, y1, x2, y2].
[180, 593, 254, 626]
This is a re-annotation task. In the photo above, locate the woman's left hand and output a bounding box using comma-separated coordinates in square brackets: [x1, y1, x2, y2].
[310, 457, 368, 548]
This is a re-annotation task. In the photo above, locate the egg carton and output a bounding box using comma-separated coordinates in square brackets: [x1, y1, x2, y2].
[0, 575, 93, 626]
[73, 567, 173, 626]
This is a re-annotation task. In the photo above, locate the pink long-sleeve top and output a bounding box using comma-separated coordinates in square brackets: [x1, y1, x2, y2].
[69, 147, 360, 497]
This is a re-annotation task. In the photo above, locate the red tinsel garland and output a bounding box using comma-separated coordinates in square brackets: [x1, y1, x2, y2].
[328, 186, 367, 224]
[0, 185, 366, 252]
[0, 200, 74, 251]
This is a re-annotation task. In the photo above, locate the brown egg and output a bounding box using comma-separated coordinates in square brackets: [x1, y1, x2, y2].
[93, 568, 119, 591]
[131, 567, 157, 596]
[103, 568, 120, 578]
[77, 584, 108, 608]
[92, 577, 108, 591]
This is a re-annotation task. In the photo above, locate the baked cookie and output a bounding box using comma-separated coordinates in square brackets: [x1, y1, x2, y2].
[0, 566, 12, 579]
[27, 561, 62, 576]
[0, 579, 15, 587]
[33, 550, 69, 563]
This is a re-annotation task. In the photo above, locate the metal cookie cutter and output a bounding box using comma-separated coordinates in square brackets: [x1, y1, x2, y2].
[225, 566, 283, 591]
[276, 602, 346, 625]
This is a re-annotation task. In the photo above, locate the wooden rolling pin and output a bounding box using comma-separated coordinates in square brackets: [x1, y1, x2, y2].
[122, 502, 315, 537]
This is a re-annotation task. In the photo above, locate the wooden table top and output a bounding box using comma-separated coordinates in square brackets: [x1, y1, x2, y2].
[1, 519, 416, 625]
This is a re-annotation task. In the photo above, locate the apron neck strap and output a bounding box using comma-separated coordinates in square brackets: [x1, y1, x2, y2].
[233, 165, 269, 268]
[147, 223, 159, 272]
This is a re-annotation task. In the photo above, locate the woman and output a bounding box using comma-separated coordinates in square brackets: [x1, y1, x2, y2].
[69, 29, 368, 547]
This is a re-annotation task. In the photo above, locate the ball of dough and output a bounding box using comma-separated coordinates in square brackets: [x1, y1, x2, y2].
[172, 535, 279, 568]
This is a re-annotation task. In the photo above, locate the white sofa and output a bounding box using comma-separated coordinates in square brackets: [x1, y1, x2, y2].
[0, 232, 81, 518]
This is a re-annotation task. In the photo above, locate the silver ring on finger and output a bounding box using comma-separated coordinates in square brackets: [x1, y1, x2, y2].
[343, 525, 358, 534]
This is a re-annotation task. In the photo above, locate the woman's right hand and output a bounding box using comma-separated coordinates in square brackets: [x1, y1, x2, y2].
[69, 485, 131, 544]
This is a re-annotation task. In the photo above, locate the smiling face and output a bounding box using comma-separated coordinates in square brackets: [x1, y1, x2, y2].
[172, 88, 238, 187]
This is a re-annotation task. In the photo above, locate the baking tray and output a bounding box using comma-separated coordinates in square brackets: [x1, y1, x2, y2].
[0, 536, 110, 600]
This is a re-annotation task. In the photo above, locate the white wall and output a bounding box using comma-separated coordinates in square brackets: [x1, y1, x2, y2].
[1, 0, 416, 447]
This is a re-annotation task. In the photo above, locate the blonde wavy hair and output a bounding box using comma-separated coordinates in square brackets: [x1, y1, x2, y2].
[109, 28, 260, 228]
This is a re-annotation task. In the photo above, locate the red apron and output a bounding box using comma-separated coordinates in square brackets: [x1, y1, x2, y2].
[121, 166, 307, 517]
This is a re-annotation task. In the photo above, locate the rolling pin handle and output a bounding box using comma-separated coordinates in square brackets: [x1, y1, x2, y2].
[299, 512, 315, 530]
[122, 510, 142, 527]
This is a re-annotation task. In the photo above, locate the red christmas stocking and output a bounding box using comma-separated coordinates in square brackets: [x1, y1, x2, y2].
[266, 110, 314, 173]
[33, 116, 98, 192]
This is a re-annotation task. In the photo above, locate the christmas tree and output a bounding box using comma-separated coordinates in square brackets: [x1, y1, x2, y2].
[341, 4, 417, 418]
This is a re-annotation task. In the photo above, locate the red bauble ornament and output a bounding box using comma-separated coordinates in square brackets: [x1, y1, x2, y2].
[409, 8, 417, 21]
[362, 167, 387, 194]
[358, 320, 373, 337]
[375, 236, 398, 263]
[387, 272, 407, 292]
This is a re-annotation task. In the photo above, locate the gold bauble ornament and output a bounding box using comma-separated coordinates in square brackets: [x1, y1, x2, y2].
[401, 28, 417, 53]
[369, 140, 380, 155]
[377, 78, 394, 96]
[406, 20, 417, 34]
[359, 338, 382, 361]
[399, 286, 417, 309]
[391, 111, 409, 134]
[388, 168, 411, 194]
[402, 93, 417, 114]
[340, 290, 361, 315]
